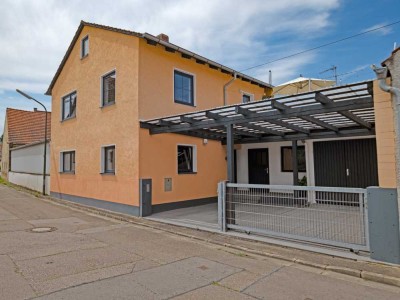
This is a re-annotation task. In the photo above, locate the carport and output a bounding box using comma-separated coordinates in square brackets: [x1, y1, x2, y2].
[141, 80, 376, 250]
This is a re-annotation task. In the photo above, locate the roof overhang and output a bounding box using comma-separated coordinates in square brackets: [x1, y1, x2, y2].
[140, 80, 375, 144]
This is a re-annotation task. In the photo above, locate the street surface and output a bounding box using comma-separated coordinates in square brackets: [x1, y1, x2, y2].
[0, 184, 399, 299]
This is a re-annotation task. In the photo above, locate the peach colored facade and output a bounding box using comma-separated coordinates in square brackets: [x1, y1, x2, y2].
[373, 79, 397, 188]
[49, 23, 268, 212]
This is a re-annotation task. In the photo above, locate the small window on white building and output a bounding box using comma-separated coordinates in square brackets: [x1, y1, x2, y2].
[177, 145, 197, 174]
[60, 151, 75, 173]
[81, 35, 89, 58]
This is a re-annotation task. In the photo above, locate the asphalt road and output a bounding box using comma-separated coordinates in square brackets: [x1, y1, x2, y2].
[0, 184, 399, 299]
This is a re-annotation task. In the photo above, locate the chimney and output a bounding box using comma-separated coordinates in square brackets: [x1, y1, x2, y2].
[156, 33, 169, 43]
[33, 108, 38, 112]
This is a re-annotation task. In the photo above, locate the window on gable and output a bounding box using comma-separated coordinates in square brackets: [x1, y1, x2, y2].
[62, 92, 77, 120]
[281, 146, 306, 172]
[174, 70, 194, 106]
[177, 145, 197, 174]
[102, 71, 116, 106]
[61, 151, 75, 173]
[81, 35, 89, 58]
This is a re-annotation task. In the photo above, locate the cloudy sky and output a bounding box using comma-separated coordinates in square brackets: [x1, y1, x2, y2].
[0, 0, 399, 133]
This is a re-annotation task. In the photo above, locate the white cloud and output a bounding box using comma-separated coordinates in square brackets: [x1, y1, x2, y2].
[0, 0, 340, 95]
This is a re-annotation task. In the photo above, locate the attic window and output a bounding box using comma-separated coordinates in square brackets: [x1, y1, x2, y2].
[81, 35, 89, 58]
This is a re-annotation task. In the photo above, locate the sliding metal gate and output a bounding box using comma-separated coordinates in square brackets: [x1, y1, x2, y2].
[218, 182, 369, 251]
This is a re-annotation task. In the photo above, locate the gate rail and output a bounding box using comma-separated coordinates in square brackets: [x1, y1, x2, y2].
[218, 182, 369, 251]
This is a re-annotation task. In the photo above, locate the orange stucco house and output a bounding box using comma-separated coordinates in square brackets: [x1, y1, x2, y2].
[46, 21, 271, 216]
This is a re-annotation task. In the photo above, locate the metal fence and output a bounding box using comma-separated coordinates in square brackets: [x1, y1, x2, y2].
[218, 182, 369, 251]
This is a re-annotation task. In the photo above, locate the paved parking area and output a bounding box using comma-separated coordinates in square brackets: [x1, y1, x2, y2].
[0, 184, 399, 299]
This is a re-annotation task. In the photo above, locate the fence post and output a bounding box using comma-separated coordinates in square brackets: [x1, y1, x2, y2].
[367, 187, 400, 264]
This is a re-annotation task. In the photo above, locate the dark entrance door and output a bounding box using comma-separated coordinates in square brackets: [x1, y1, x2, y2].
[248, 148, 270, 184]
[314, 138, 378, 188]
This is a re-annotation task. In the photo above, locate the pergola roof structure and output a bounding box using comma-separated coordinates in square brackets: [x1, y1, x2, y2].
[140, 81, 375, 144]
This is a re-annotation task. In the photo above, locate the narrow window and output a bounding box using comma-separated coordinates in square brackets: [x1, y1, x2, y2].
[178, 145, 196, 174]
[242, 94, 251, 103]
[103, 146, 115, 173]
[174, 70, 194, 106]
[61, 151, 75, 173]
[62, 92, 77, 120]
[281, 146, 306, 172]
[102, 71, 116, 106]
[81, 36, 89, 58]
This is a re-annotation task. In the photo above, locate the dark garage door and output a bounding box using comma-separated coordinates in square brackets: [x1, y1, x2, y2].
[314, 138, 378, 188]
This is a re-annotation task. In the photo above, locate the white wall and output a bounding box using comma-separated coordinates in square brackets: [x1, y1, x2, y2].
[236, 141, 307, 185]
[10, 142, 50, 174]
[9, 142, 50, 194]
[8, 172, 50, 194]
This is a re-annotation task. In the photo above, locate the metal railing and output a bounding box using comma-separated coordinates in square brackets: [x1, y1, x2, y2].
[218, 182, 369, 251]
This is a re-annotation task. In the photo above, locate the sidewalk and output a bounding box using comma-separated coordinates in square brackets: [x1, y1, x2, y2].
[0, 183, 399, 299]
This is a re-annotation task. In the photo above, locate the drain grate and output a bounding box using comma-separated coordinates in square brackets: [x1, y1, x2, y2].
[29, 227, 56, 233]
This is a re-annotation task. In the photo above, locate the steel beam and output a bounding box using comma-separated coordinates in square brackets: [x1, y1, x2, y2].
[315, 92, 372, 129]
[149, 97, 373, 135]
[226, 124, 235, 182]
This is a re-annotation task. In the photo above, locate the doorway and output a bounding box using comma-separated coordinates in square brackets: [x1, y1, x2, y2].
[248, 148, 270, 184]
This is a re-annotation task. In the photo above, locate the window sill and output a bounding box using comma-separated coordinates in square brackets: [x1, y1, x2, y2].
[61, 116, 76, 123]
[59, 171, 75, 174]
[178, 172, 197, 175]
[100, 172, 115, 175]
[100, 101, 116, 108]
[80, 54, 89, 60]
[174, 100, 195, 107]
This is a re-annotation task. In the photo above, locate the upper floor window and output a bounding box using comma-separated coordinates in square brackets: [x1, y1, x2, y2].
[81, 35, 89, 58]
[242, 93, 253, 103]
[102, 71, 116, 106]
[62, 91, 77, 121]
[60, 151, 75, 173]
[174, 70, 194, 106]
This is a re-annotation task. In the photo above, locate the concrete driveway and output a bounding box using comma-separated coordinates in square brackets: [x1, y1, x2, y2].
[0, 184, 399, 299]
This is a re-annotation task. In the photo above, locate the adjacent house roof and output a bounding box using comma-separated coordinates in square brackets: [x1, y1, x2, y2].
[45, 21, 271, 95]
[6, 108, 51, 146]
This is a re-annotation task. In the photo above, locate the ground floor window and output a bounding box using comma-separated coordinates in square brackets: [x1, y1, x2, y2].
[281, 146, 306, 172]
[102, 145, 115, 174]
[177, 145, 196, 174]
[61, 151, 75, 173]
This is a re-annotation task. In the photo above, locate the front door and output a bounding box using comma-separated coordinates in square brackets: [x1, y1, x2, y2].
[248, 148, 270, 184]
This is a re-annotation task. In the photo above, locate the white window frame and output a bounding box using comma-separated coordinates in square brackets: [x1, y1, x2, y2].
[177, 144, 197, 174]
[241, 91, 254, 103]
[100, 69, 117, 107]
[173, 68, 196, 107]
[59, 150, 76, 173]
[60, 90, 77, 121]
[81, 34, 89, 59]
[100, 144, 116, 174]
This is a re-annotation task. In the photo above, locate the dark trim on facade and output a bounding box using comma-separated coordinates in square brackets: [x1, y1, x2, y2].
[9, 171, 50, 176]
[50, 192, 140, 216]
[151, 196, 217, 214]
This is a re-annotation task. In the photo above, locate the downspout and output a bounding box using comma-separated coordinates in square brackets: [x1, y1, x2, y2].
[371, 64, 400, 218]
[223, 73, 237, 106]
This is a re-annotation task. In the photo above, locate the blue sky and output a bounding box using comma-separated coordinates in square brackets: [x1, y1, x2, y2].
[0, 0, 399, 134]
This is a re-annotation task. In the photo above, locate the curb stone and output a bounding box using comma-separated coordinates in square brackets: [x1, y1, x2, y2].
[2, 182, 400, 289]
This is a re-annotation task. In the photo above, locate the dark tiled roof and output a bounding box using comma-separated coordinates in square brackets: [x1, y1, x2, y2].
[6, 108, 51, 146]
[45, 21, 270, 95]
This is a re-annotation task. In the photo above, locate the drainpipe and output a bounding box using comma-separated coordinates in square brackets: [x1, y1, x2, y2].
[223, 73, 237, 106]
[371, 64, 400, 220]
